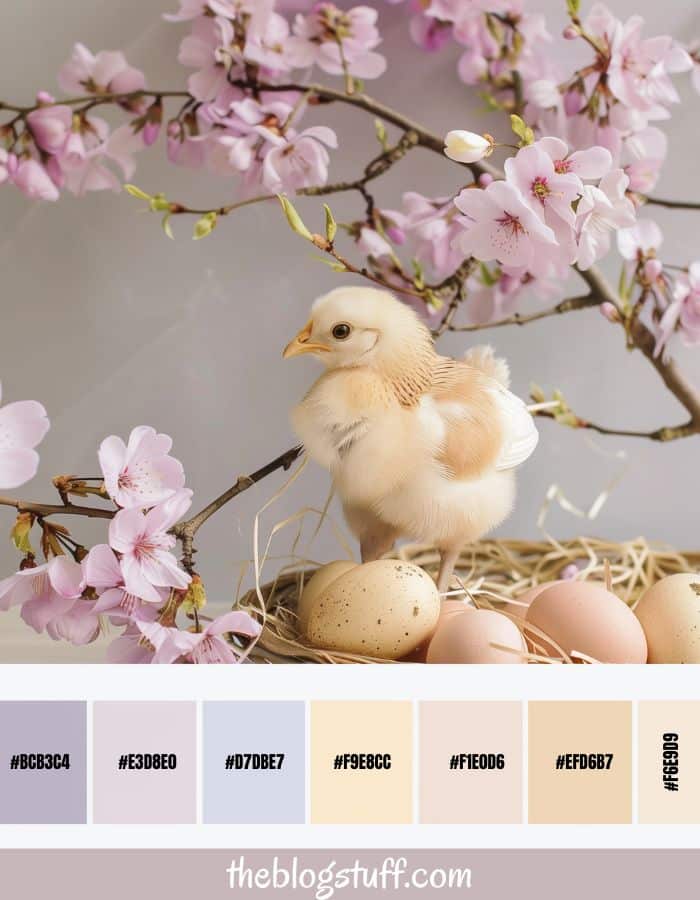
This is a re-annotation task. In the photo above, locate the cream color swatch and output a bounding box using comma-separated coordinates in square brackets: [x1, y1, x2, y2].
[528, 702, 632, 824]
[310, 702, 413, 824]
[639, 701, 700, 824]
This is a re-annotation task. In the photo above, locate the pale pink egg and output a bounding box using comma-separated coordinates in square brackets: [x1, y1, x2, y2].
[510, 580, 565, 620]
[526, 581, 647, 663]
[426, 608, 527, 664]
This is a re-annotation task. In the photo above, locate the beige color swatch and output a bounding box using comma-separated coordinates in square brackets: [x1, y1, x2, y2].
[528, 701, 632, 824]
[639, 701, 700, 824]
[310, 702, 413, 824]
[419, 701, 522, 824]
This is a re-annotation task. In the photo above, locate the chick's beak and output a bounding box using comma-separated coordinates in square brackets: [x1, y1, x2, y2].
[283, 320, 329, 358]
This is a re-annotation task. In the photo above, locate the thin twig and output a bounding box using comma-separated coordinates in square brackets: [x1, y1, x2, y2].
[448, 293, 598, 331]
[645, 196, 700, 211]
[173, 445, 303, 572]
[0, 496, 114, 520]
[533, 410, 696, 442]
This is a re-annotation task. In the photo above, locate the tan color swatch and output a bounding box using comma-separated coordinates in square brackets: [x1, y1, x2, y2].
[528, 701, 632, 824]
[419, 701, 522, 824]
[639, 701, 700, 824]
[310, 702, 413, 824]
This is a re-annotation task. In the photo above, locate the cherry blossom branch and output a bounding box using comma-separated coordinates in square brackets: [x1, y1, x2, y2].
[169, 130, 419, 219]
[0, 447, 305, 574]
[0, 90, 190, 116]
[235, 78, 500, 179]
[172, 445, 303, 572]
[576, 265, 700, 438]
[447, 293, 598, 331]
[531, 407, 695, 442]
[0, 495, 113, 521]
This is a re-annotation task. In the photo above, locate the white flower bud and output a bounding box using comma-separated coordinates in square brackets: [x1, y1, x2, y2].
[443, 130, 492, 163]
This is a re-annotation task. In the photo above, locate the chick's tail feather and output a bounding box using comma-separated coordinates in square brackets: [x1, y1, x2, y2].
[463, 344, 510, 388]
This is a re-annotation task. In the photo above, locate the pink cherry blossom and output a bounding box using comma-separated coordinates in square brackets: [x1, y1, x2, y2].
[59, 121, 143, 196]
[409, 15, 452, 53]
[0, 556, 84, 634]
[0, 384, 50, 490]
[262, 125, 337, 192]
[11, 159, 59, 201]
[288, 4, 387, 79]
[166, 121, 209, 169]
[178, 16, 235, 102]
[622, 126, 667, 194]
[244, 9, 296, 73]
[357, 226, 394, 260]
[617, 218, 662, 262]
[537, 136, 612, 181]
[0, 149, 10, 186]
[26, 105, 72, 155]
[58, 43, 146, 99]
[145, 612, 261, 664]
[656, 263, 700, 355]
[108, 489, 193, 604]
[46, 599, 100, 646]
[453, 180, 557, 271]
[106, 623, 155, 663]
[382, 193, 463, 280]
[84, 543, 164, 622]
[504, 141, 582, 229]
[99, 425, 185, 509]
[164, 0, 238, 22]
[575, 169, 636, 270]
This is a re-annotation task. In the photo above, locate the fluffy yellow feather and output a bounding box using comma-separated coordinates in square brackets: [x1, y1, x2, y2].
[284, 286, 538, 591]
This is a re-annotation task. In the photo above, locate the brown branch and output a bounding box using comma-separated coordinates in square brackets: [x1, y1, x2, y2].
[644, 196, 700, 211]
[0, 496, 114, 521]
[236, 78, 500, 179]
[0, 90, 190, 116]
[172, 131, 419, 218]
[563, 266, 700, 439]
[448, 293, 598, 332]
[172, 445, 303, 572]
[532, 410, 696, 442]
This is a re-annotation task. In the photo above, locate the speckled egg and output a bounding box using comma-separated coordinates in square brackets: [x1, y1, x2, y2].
[526, 581, 647, 663]
[298, 560, 357, 635]
[306, 559, 440, 659]
[635, 573, 700, 663]
[426, 608, 527, 664]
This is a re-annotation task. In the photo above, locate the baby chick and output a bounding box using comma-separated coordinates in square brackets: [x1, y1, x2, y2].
[284, 286, 538, 591]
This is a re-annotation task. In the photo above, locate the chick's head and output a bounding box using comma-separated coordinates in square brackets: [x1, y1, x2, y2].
[283, 286, 433, 371]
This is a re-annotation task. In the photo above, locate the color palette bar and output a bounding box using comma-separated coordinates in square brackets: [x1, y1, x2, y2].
[3, 700, 700, 825]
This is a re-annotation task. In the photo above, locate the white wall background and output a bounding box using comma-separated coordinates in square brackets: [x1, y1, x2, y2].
[1, 0, 699, 660]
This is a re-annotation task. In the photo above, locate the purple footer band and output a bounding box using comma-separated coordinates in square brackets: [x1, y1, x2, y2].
[0, 849, 696, 899]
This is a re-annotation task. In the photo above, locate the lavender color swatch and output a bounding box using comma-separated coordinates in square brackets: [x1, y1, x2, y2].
[93, 702, 197, 825]
[0, 701, 86, 824]
[203, 702, 306, 824]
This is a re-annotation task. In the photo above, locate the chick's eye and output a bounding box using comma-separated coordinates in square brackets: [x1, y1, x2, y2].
[332, 323, 351, 341]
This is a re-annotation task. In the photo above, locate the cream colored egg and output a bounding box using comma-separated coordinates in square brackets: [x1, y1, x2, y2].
[635, 573, 700, 663]
[426, 608, 527, 664]
[306, 559, 440, 659]
[526, 581, 647, 663]
[298, 560, 357, 635]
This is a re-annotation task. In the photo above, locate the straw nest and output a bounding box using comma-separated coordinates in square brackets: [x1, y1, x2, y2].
[237, 537, 700, 664]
